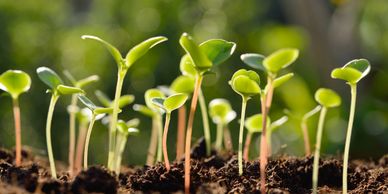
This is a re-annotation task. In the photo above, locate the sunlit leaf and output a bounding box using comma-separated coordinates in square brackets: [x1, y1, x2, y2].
[133, 104, 154, 117]
[82, 35, 124, 67]
[245, 114, 270, 133]
[163, 93, 188, 113]
[126, 118, 140, 128]
[230, 69, 261, 98]
[263, 48, 299, 74]
[37, 67, 63, 90]
[331, 59, 370, 84]
[273, 73, 294, 88]
[179, 33, 212, 73]
[179, 55, 197, 77]
[240, 53, 265, 71]
[170, 75, 195, 94]
[77, 95, 97, 111]
[151, 97, 165, 109]
[125, 36, 168, 68]
[57, 85, 84, 95]
[0, 70, 31, 99]
[94, 107, 115, 115]
[76, 75, 99, 88]
[118, 95, 135, 108]
[314, 88, 341, 108]
[145, 89, 165, 113]
[199, 39, 236, 66]
[209, 98, 236, 124]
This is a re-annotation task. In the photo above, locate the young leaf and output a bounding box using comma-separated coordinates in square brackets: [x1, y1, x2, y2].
[230, 69, 261, 98]
[179, 55, 197, 77]
[314, 88, 341, 108]
[133, 104, 155, 117]
[125, 36, 168, 68]
[270, 116, 288, 131]
[118, 95, 135, 108]
[209, 98, 236, 124]
[263, 48, 299, 74]
[230, 69, 260, 86]
[151, 97, 165, 110]
[199, 39, 236, 66]
[331, 59, 370, 84]
[81, 35, 123, 67]
[94, 107, 115, 115]
[241, 53, 266, 71]
[76, 75, 100, 88]
[95, 90, 112, 107]
[77, 95, 97, 111]
[0, 70, 31, 99]
[163, 93, 188, 113]
[179, 33, 212, 73]
[126, 118, 140, 128]
[37, 67, 64, 90]
[170, 75, 195, 94]
[57, 85, 84, 95]
[344, 59, 370, 78]
[145, 89, 165, 113]
[273, 73, 294, 88]
[245, 114, 270, 133]
[117, 120, 129, 135]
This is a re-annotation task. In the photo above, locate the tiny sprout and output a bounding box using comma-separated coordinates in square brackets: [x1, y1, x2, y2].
[229, 69, 261, 175]
[152, 93, 188, 171]
[37, 67, 84, 178]
[95, 90, 135, 109]
[82, 35, 167, 170]
[0, 70, 31, 166]
[115, 119, 139, 174]
[74, 108, 92, 173]
[208, 99, 236, 152]
[312, 88, 341, 194]
[243, 114, 268, 161]
[301, 106, 322, 156]
[331, 59, 370, 194]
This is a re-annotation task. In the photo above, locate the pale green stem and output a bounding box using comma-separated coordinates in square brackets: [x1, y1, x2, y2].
[163, 113, 171, 171]
[215, 123, 223, 151]
[301, 105, 322, 156]
[312, 107, 327, 194]
[198, 90, 211, 156]
[68, 94, 78, 175]
[46, 93, 60, 179]
[83, 115, 96, 169]
[156, 114, 163, 162]
[146, 116, 158, 165]
[115, 133, 128, 174]
[343, 84, 357, 194]
[238, 97, 248, 175]
[108, 69, 127, 170]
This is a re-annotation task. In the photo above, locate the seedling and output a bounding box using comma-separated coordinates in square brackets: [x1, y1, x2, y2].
[152, 93, 188, 171]
[63, 70, 99, 176]
[74, 108, 92, 173]
[243, 114, 267, 161]
[179, 32, 236, 193]
[229, 69, 261, 175]
[301, 105, 322, 156]
[266, 115, 288, 156]
[208, 98, 236, 152]
[77, 95, 116, 170]
[0, 70, 31, 166]
[241, 48, 298, 193]
[82, 35, 167, 170]
[312, 88, 341, 194]
[331, 59, 370, 193]
[115, 119, 139, 174]
[36, 67, 84, 178]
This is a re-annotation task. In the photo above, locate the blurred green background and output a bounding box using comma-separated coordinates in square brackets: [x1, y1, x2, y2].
[0, 0, 387, 166]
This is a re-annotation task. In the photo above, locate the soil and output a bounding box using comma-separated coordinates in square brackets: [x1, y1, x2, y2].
[0, 140, 387, 194]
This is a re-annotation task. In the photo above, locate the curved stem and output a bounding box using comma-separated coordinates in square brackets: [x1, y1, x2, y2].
[215, 123, 223, 151]
[223, 126, 233, 152]
[301, 105, 321, 156]
[343, 84, 357, 194]
[163, 113, 171, 171]
[184, 75, 203, 194]
[238, 97, 248, 175]
[146, 116, 158, 165]
[156, 114, 163, 162]
[46, 93, 59, 179]
[198, 90, 211, 156]
[176, 106, 186, 160]
[243, 132, 252, 161]
[108, 69, 127, 170]
[312, 107, 327, 194]
[83, 115, 96, 169]
[75, 121, 88, 173]
[12, 98, 22, 166]
[68, 95, 78, 175]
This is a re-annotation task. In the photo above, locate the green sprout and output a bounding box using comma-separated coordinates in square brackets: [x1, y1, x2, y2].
[115, 119, 139, 174]
[266, 115, 288, 156]
[312, 88, 341, 194]
[229, 69, 261, 175]
[152, 93, 188, 171]
[63, 70, 99, 176]
[179, 32, 236, 193]
[36, 67, 84, 178]
[73, 108, 92, 173]
[208, 98, 236, 152]
[243, 114, 267, 161]
[95, 90, 135, 109]
[241, 48, 298, 193]
[301, 105, 322, 156]
[77, 95, 116, 170]
[0, 70, 31, 166]
[331, 59, 370, 193]
[82, 35, 167, 170]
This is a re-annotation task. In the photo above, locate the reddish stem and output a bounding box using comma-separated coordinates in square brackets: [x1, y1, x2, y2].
[74, 122, 87, 173]
[301, 123, 311, 156]
[176, 106, 186, 160]
[12, 99, 22, 166]
[184, 76, 203, 194]
[243, 132, 252, 161]
[163, 113, 171, 171]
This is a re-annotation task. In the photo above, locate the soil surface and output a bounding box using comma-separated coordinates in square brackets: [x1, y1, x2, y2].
[0, 140, 387, 194]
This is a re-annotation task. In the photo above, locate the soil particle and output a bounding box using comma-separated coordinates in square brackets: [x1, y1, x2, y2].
[71, 166, 118, 194]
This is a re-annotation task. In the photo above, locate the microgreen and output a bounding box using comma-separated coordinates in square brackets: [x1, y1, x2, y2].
[152, 93, 188, 171]
[115, 119, 139, 174]
[300, 106, 322, 156]
[229, 69, 261, 175]
[312, 88, 341, 194]
[208, 98, 236, 152]
[63, 70, 99, 176]
[179, 32, 236, 193]
[241, 48, 298, 193]
[331, 59, 370, 193]
[243, 114, 268, 161]
[0, 70, 31, 166]
[82, 35, 167, 170]
[36, 67, 84, 178]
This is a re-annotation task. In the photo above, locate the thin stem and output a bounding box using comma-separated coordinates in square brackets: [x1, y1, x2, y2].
[198, 90, 211, 156]
[184, 75, 203, 194]
[83, 115, 96, 169]
[75, 121, 88, 173]
[108, 69, 127, 170]
[176, 106, 186, 160]
[156, 114, 163, 162]
[12, 98, 22, 166]
[46, 93, 60, 179]
[223, 126, 233, 152]
[238, 97, 248, 175]
[68, 95, 78, 176]
[243, 132, 252, 161]
[343, 84, 357, 194]
[163, 113, 171, 171]
[312, 107, 327, 194]
[301, 105, 321, 156]
[115, 133, 128, 174]
[267, 127, 272, 156]
[146, 116, 158, 165]
[215, 123, 223, 151]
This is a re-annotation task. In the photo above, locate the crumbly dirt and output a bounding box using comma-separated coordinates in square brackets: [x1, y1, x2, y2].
[0, 142, 387, 194]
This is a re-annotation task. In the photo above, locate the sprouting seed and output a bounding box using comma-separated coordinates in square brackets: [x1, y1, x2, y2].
[115, 119, 139, 174]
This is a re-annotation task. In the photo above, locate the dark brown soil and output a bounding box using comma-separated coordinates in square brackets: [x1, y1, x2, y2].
[0, 141, 387, 194]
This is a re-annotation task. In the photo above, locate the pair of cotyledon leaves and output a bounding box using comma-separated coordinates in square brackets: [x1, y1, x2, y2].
[133, 88, 166, 117]
[244, 114, 288, 134]
[331, 59, 370, 85]
[116, 119, 139, 136]
[151, 93, 188, 114]
[0, 70, 31, 99]
[208, 98, 236, 125]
